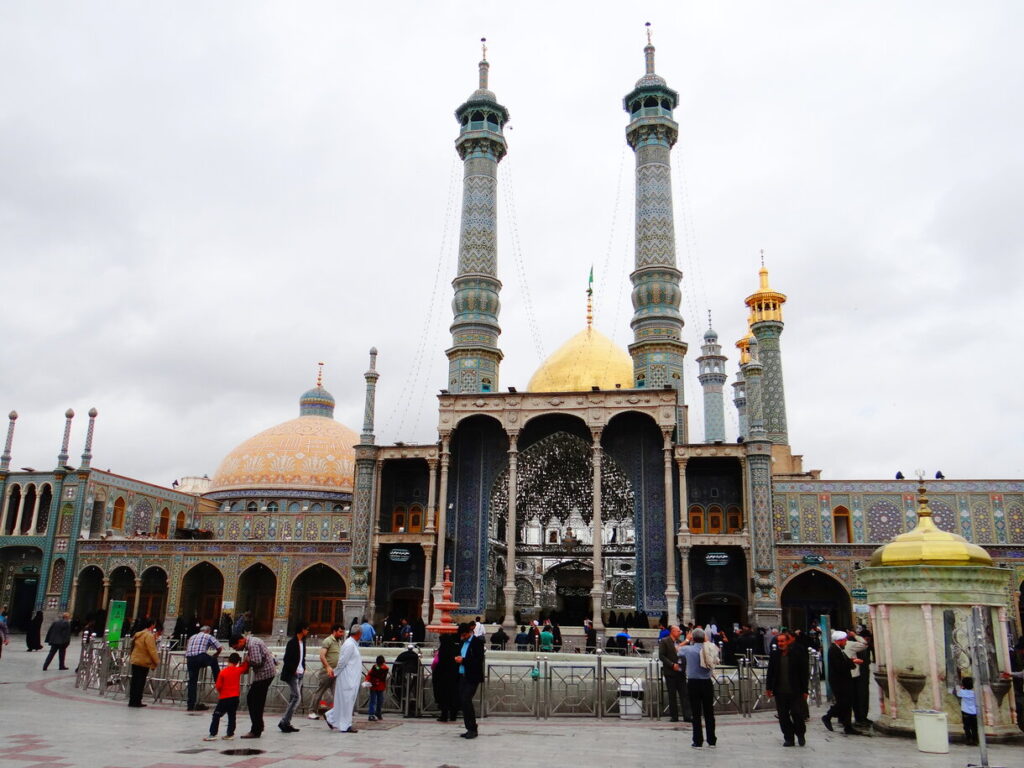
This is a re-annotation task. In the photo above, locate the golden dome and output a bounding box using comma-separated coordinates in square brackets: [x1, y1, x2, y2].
[868, 484, 992, 567]
[527, 326, 634, 392]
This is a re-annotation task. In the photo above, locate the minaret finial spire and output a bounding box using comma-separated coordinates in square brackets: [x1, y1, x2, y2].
[479, 37, 489, 89]
[760, 248, 765, 267]
[586, 266, 594, 329]
[316, 361, 324, 388]
[644, 22, 656, 74]
[708, 309, 713, 329]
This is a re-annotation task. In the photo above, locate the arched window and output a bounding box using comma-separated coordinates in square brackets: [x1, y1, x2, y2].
[49, 558, 66, 593]
[707, 506, 724, 535]
[408, 505, 423, 533]
[310, 503, 323, 512]
[833, 506, 852, 544]
[548, 530, 558, 543]
[688, 505, 705, 534]
[246, 501, 258, 513]
[230, 501, 242, 512]
[157, 508, 170, 538]
[332, 504, 344, 513]
[288, 502, 300, 513]
[175, 510, 186, 530]
[267, 502, 278, 513]
[112, 497, 126, 529]
[392, 506, 406, 533]
[727, 506, 743, 534]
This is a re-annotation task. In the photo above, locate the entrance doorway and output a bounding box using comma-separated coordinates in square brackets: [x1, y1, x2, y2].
[180, 562, 224, 628]
[138, 568, 168, 622]
[237, 564, 276, 635]
[544, 561, 593, 626]
[74, 566, 104, 624]
[10, 577, 39, 631]
[290, 564, 346, 635]
[781, 569, 852, 631]
[108, 566, 137, 619]
[693, 593, 744, 632]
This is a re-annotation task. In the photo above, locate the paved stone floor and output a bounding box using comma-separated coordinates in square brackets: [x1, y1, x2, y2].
[1, 641, 1020, 768]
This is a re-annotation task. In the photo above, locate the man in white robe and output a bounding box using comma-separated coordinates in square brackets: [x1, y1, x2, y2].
[325, 625, 363, 733]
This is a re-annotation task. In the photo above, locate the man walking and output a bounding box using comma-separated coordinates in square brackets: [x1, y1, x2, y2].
[358, 617, 375, 647]
[42, 612, 72, 671]
[231, 633, 277, 739]
[658, 625, 691, 722]
[278, 621, 309, 733]
[678, 628, 716, 749]
[455, 621, 485, 739]
[128, 618, 160, 707]
[185, 625, 221, 711]
[326, 624, 362, 733]
[766, 630, 810, 746]
[309, 623, 345, 719]
[822, 629, 863, 735]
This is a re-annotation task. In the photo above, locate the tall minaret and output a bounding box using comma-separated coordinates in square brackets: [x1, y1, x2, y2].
[624, 25, 687, 429]
[696, 314, 728, 442]
[745, 254, 789, 444]
[446, 38, 509, 395]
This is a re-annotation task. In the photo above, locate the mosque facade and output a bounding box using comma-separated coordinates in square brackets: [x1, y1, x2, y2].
[1, 38, 1022, 639]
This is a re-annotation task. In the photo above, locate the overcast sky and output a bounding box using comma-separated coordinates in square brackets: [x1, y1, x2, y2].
[1, 1, 1021, 485]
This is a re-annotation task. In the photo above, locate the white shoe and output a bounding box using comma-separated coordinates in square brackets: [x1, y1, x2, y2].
[203, 736, 218, 742]
[307, 712, 320, 720]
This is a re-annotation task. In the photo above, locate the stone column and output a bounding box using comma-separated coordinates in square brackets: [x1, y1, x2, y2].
[101, 578, 110, 611]
[68, 577, 79, 618]
[29, 491, 42, 534]
[502, 433, 519, 631]
[133, 578, 142, 620]
[425, 458, 438, 533]
[431, 434, 451, 609]
[590, 430, 605, 631]
[421, 544, 434, 624]
[676, 455, 692, 624]
[662, 430, 679, 625]
[12, 492, 26, 536]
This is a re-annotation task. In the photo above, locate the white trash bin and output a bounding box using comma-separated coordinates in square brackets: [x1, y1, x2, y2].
[912, 709, 949, 753]
[618, 677, 644, 719]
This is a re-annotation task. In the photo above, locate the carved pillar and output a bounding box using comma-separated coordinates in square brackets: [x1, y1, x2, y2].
[662, 431, 679, 625]
[425, 458, 438, 533]
[679, 545, 692, 626]
[133, 578, 142, 620]
[502, 432, 519, 630]
[101, 578, 110, 611]
[921, 603, 941, 710]
[676, 455, 691, 624]
[591, 430, 605, 631]
[431, 434, 451, 610]
[421, 544, 434, 625]
[29, 491, 42, 534]
[12, 491, 26, 535]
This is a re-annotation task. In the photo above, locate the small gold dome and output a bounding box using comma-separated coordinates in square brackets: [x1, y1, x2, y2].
[527, 327, 633, 392]
[868, 484, 992, 567]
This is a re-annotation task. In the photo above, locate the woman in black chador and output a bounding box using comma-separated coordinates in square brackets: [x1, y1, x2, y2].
[26, 611, 44, 651]
[432, 633, 461, 722]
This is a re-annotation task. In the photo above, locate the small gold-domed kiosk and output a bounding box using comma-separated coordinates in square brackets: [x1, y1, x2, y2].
[858, 482, 1018, 741]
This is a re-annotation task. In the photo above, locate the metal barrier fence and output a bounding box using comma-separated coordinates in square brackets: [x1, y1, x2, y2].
[72, 637, 822, 719]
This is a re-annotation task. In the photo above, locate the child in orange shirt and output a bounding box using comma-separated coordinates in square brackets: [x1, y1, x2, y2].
[204, 652, 249, 740]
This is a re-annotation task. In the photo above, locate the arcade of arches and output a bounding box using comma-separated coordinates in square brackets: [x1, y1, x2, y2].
[780, 569, 852, 631]
[72, 561, 348, 636]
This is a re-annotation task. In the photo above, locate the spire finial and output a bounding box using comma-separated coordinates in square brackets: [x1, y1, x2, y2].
[707, 309, 713, 329]
[478, 37, 489, 90]
[760, 248, 765, 267]
[586, 266, 594, 329]
[643, 23, 656, 74]
[316, 361, 324, 388]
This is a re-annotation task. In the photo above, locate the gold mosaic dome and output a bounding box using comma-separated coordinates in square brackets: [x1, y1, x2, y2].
[868, 483, 992, 567]
[209, 383, 357, 494]
[528, 326, 634, 392]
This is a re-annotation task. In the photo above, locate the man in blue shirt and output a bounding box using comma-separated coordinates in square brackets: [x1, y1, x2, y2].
[454, 622, 485, 739]
[678, 628, 716, 749]
[359, 618, 376, 647]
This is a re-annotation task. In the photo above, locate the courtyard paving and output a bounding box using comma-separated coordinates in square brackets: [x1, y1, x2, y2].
[0, 639, 1020, 768]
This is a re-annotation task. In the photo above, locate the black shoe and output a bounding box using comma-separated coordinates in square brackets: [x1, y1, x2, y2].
[460, 731, 478, 739]
[343, 727, 358, 733]
[783, 740, 795, 747]
[240, 732, 260, 739]
[821, 715, 833, 732]
[843, 726, 860, 735]
[59, 667, 69, 670]
[437, 717, 448, 722]
[325, 721, 336, 731]
[278, 724, 299, 733]
[193, 703, 208, 711]
[683, 717, 693, 723]
[797, 734, 806, 746]
[128, 703, 147, 708]
[669, 717, 679, 722]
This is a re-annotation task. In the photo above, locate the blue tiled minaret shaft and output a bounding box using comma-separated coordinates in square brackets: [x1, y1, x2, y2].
[746, 265, 789, 445]
[446, 44, 508, 395]
[349, 349, 380, 616]
[696, 324, 728, 442]
[623, 36, 687, 433]
[732, 372, 747, 441]
[741, 337, 780, 625]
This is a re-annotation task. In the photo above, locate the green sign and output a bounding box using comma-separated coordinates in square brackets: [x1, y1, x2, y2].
[851, 588, 868, 601]
[106, 600, 127, 648]
[802, 554, 825, 565]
